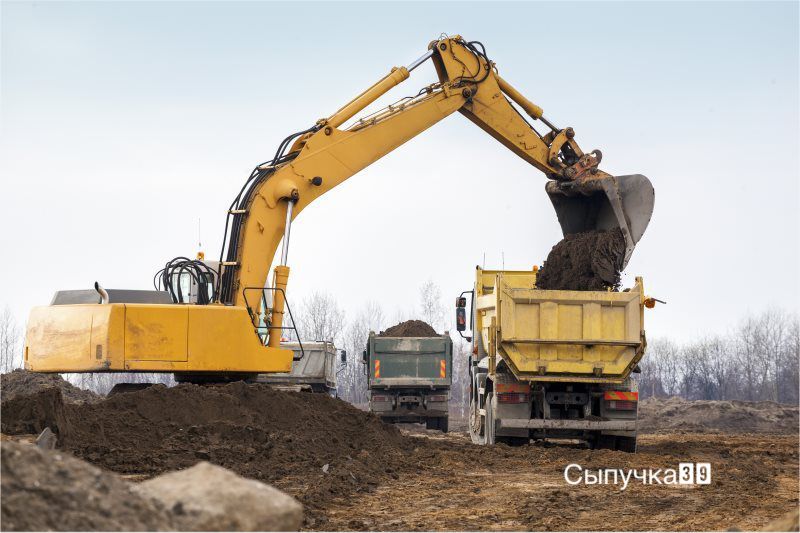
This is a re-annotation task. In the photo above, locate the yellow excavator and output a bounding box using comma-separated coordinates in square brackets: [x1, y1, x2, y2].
[24, 35, 654, 380]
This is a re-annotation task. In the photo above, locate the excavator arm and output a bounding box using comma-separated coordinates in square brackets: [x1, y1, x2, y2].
[23, 35, 653, 376]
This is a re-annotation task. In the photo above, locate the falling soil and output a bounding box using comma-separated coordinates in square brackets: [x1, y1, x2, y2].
[638, 396, 799, 435]
[1, 441, 176, 531]
[1, 369, 99, 404]
[380, 320, 438, 337]
[536, 229, 626, 291]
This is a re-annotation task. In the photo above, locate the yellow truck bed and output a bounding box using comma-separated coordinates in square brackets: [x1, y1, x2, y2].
[475, 268, 646, 384]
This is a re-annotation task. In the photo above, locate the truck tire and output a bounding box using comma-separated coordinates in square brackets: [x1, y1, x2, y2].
[594, 434, 617, 450]
[439, 417, 449, 433]
[426, 418, 439, 430]
[485, 392, 496, 445]
[617, 435, 637, 453]
[468, 373, 486, 444]
[496, 436, 528, 446]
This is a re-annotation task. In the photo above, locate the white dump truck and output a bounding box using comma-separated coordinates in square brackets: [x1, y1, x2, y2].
[258, 341, 345, 395]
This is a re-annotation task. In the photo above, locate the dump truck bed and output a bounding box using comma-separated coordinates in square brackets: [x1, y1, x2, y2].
[475, 269, 646, 384]
[258, 341, 337, 390]
[367, 334, 452, 388]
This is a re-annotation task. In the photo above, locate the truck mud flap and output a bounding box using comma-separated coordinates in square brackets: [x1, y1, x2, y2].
[498, 419, 636, 431]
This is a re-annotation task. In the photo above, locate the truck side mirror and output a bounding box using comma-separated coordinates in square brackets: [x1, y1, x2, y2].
[362, 349, 367, 363]
[456, 306, 467, 332]
[340, 350, 347, 363]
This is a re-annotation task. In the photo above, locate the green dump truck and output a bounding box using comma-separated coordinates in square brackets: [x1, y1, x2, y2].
[363, 331, 453, 432]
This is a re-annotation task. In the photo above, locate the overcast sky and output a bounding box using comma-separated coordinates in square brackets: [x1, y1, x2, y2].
[1, 1, 798, 343]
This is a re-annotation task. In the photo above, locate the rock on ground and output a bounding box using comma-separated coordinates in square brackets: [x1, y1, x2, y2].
[0, 441, 175, 531]
[134, 462, 303, 531]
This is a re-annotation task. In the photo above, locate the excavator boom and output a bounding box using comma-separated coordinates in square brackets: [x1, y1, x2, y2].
[23, 35, 654, 376]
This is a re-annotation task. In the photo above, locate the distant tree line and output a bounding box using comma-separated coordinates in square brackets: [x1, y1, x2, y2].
[638, 309, 799, 404]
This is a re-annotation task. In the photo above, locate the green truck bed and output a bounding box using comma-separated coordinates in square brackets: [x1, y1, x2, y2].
[366, 334, 452, 388]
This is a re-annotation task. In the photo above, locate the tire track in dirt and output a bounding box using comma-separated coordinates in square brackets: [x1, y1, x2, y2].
[321, 432, 799, 531]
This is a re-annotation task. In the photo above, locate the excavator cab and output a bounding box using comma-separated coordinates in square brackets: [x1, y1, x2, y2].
[546, 174, 655, 269]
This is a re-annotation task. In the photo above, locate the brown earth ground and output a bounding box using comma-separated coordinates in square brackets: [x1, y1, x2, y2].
[322, 428, 798, 531]
[1, 373, 797, 531]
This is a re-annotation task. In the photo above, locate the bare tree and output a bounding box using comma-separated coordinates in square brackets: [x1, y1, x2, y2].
[339, 301, 385, 405]
[419, 280, 444, 331]
[0, 307, 22, 373]
[639, 309, 798, 404]
[297, 292, 346, 345]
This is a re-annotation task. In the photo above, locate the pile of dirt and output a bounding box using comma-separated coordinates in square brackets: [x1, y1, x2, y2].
[380, 320, 438, 337]
[536, 229, 625, 291]
[1, 369, 99, 404]
[638, 396, 800, 434]
[1, 441, 176, 531]
[0, 380, 420, 527]
[1, 388, 71, 437]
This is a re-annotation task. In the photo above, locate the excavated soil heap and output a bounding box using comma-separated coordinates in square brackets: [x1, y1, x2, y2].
[0, 380, 421, 527]
[1, 441, 176, 531]
[380, 320, 438, 337]
[638, 396, 799, 434]
[536, 229, 626, 291]
[1, 369, 98, 404]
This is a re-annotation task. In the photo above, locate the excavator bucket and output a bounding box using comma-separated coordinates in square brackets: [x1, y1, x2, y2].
[545, 174, 655, 268]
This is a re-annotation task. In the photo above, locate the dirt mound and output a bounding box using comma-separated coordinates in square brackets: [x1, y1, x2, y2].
[1, 388, 71, 438]
[536, 229, 625, 291]
[380, 320, 438, 337]
[1, 369, 99, 404]
[0, 381, 419, 527]
[1, 441, 175, 531]
[638, 396, 800, 434]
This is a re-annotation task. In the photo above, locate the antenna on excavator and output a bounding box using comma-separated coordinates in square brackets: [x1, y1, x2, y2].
[197, 217, 204, 260]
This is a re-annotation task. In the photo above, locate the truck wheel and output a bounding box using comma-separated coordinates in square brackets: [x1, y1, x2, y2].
[469, 395, 485, 444]
[485, 393, 496, 445]
[496, 436, 528, 446]
[439, 417, 449, 433]
[426, 418, 439, 430]
[594, 434, 617, 450]
[617, 435, 637, 453]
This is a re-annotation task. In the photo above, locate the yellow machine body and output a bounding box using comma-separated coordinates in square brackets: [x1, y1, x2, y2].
[25, 304, 293, 373]
[25, 35, 653, 375]
[474, 268, 646, 384]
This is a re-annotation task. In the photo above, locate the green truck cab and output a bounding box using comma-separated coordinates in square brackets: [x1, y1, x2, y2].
[363, 332, 453, 432]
